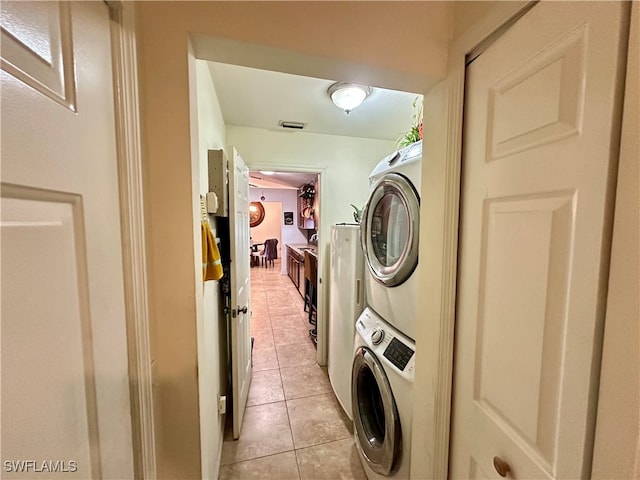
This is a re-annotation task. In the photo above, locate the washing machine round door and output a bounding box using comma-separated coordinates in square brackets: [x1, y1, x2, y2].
[361, 173, 420, 287]
[352, 346, 401, 475]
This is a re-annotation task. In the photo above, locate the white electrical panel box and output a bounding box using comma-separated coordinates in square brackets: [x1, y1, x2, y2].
[208, 149, 229, 217]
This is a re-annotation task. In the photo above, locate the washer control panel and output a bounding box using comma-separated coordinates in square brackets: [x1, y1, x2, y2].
[356, 307, 415, 381]
[383, 337, 414, 371]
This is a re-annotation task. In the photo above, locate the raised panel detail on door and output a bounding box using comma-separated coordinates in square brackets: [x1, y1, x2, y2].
[1, 2, 133, 475]
[0, 1, 76, 110]
[487, 25, 586, 161]
[475, 192, 575, 473]
[1, 186, 99, 477]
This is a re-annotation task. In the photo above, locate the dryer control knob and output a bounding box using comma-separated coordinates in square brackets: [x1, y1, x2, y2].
[371, 329, 385, 345]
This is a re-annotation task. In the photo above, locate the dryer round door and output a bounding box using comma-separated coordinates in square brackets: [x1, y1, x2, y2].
[361, 173, 420, 286]
[352, 346, 401, 475]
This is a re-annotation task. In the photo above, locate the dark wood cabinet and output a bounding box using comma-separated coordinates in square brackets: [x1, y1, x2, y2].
[287, 246, 304, 296]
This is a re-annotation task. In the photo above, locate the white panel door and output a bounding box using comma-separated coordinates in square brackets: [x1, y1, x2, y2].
[229, 147, 252, 439]
[1, 2, 133, 478]
[450, 2, 627, 479]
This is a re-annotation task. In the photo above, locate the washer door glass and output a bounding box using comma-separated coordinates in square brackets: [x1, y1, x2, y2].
[352, 346, 401, 475]
[362, 173, 420, 286]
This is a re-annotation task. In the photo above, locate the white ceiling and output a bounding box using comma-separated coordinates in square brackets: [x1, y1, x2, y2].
[208, 62, 421, 188]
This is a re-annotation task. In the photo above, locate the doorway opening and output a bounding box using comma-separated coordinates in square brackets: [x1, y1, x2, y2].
[248, 169, 320, 278]
[191, 41, 422, 478]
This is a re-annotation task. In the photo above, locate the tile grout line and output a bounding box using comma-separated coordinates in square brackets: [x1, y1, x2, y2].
[221, 448, 296, 467]
[291, 435, 356, 453]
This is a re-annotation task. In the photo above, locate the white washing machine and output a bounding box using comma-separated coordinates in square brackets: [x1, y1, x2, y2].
[352, 307, 415, 480]
[361, 141, 422, 340]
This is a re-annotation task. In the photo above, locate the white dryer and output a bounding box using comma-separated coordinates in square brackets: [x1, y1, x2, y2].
[352, 307, 415, 479]
[361, 141, 422, 339]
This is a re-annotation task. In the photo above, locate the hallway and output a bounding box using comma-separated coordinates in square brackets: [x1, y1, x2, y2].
[219, 260, 366, 479]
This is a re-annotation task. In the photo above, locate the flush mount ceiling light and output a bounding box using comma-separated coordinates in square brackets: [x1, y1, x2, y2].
[260, 171, 275, 175]
[328, 82, 371, 114]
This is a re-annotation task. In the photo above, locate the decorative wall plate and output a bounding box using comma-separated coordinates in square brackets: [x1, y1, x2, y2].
[249, 201, 265, 227]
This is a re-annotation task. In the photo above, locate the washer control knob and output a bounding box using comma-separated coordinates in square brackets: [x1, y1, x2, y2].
[371, 328, 385, 345]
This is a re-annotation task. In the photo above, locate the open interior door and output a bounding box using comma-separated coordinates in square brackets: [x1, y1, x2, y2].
[228, 147, 252, 439]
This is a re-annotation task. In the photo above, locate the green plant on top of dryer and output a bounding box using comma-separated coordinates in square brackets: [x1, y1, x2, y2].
[397, 96, 423, 148]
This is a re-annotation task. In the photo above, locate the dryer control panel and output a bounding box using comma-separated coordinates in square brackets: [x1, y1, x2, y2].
[368, 140, 422, 184]
[356, 307, 416, 381]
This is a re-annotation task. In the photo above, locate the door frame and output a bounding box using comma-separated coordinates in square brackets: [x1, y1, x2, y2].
[108, 2, 156, 478]
[410, 2, 540, 479]
[244, 163, 326, 364]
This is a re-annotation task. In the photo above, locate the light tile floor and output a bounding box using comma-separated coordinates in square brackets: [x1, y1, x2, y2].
[219, 259, 366, 480]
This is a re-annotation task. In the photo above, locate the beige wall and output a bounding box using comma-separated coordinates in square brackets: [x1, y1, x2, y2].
[227, 125, 395, 362]
[452, 1, 497, 39]
[249, 188, 308, 275]
[191, 59, 228, 478]
[592, 3, 640, 478]
[250, 201, 282, 258]
[136, 2, 453, 477]
[227, 125, 394, 233]
[138, 12, 200, 480]
[176, 2, 450, 93]
[137, 1, 636, 478]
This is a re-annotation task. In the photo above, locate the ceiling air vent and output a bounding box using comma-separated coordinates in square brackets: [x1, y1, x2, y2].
[279, 120, 307, 130]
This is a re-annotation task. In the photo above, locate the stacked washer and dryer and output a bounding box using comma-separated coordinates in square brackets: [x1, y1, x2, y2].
[353, 140, 422, 479]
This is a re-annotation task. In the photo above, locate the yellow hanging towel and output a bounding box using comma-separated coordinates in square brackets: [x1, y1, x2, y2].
[202, 222, 223, 281]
